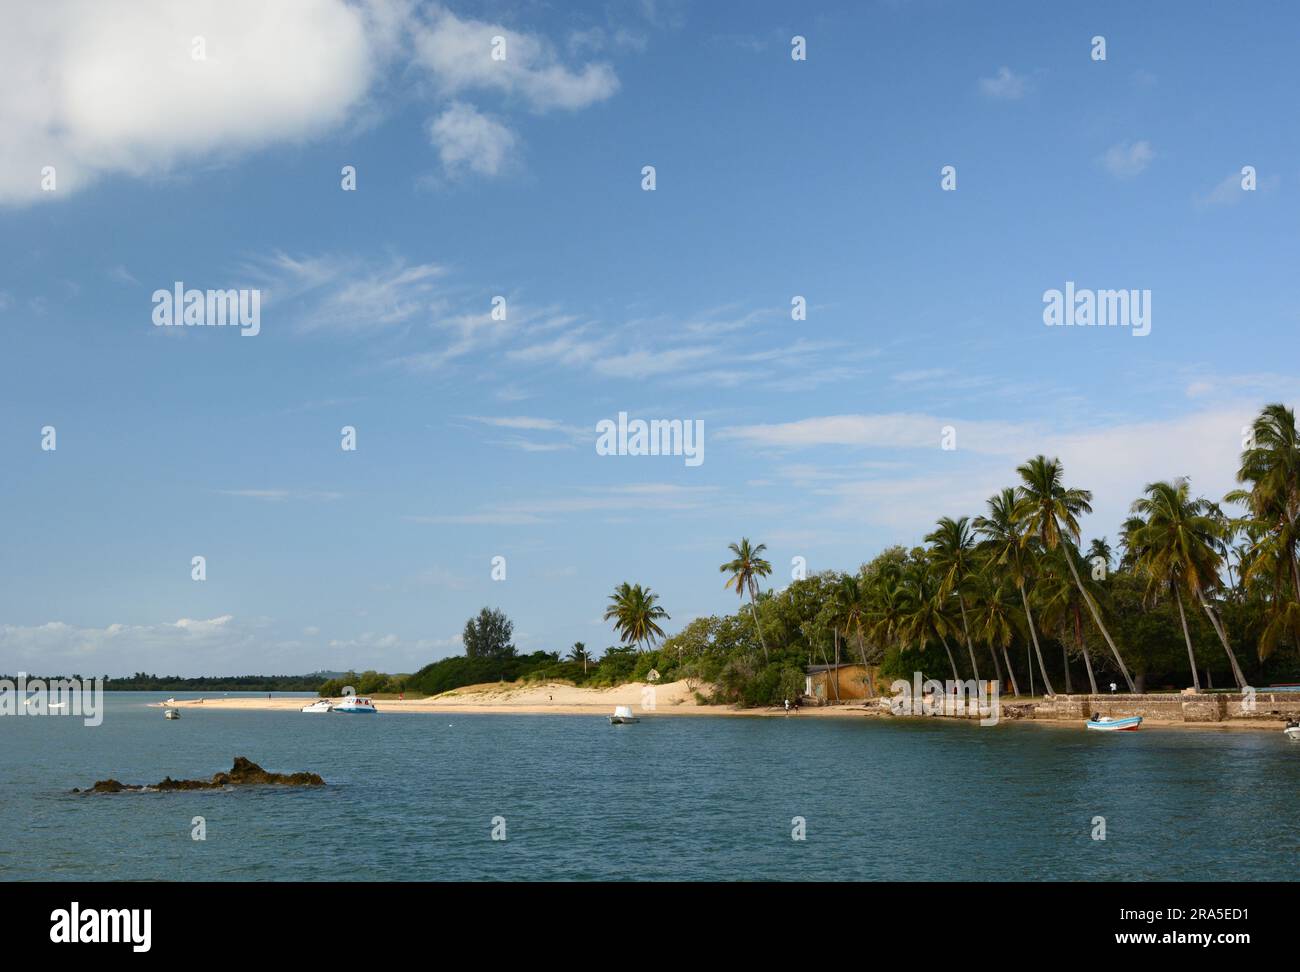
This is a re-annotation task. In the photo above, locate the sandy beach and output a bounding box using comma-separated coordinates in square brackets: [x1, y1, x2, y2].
[153, 680, 869, 718]
[145, 681, 1299, 731]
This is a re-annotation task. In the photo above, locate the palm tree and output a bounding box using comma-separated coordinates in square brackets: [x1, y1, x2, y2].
[1037, 544, 1102, 694]
[720, 539, 773, 662]
[974, 487, 1055, 696]
[969, 568, 1021, 696]
[1228, 403, 1300, 660]
[1087, 537, 1113, 575]
[567, 641, 591, 675]
[835, 575, 876, 697]
[1015, 455, 1136, 692]
[603, 583, 670, 652]
[1132, 478, 1248, 689]
[899, 559, 962, 683]
[924, 516, 985, 684]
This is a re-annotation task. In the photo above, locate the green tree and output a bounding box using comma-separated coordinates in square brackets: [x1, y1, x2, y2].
[720, 539, 773, 661]
[925, 515, 987, 683]
[1015, 455, 1136, 692]
[603, 583, 670, 652]
[1131, 478, 1248, 688]
[567, 641, 591, 674]
[974, 487, 1055, 696]
[463, 607, 516, 660]
[1228, 403, 1300, 660]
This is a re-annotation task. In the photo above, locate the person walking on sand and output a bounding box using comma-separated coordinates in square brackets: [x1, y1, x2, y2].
[784, 698, 791, 715]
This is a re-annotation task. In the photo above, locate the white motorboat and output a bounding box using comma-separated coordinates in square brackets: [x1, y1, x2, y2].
[1284, 721, 1300, 740]
[609, 705, 639, 725]
[1086, 713, 1142, 731]
[164, 708, 180, 720]
[300, 699, 333, 714]
[332, 696, 377, 714]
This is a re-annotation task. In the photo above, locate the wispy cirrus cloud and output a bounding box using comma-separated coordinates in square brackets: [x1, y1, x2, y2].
[978, 66, 1029, 100]
[216, 488, 344, 502]
[407, 483, 721, 526]
[1101, 140, 1155, 179]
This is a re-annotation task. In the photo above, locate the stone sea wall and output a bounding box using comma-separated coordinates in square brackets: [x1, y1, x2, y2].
[1029, 692, 1300, 724]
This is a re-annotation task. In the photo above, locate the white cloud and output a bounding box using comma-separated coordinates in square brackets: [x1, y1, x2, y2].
[1101, 140, 1155, 179]
[746, 404, 1269, 542]
[428, 101, 516, 176]
[0, 0, 384, 205]
[409, 484, 721, 525]
[720, 412, 1035, 455]
[979, 66, 1028, 100]
[1, 0, 627, 203]
[216, 488, 343, 502]
[412, 6, 619, 112]
[242, 251, 447, 334]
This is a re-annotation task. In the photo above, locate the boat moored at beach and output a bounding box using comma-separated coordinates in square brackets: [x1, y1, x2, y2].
[1086, 713, 1142, 731]
[300, 699, 333, 714]
[609, 705, 639, 725]
[332, 696, 377, 714]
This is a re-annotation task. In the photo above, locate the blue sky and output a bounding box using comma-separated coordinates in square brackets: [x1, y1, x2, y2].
[2, 0, 1298, 675]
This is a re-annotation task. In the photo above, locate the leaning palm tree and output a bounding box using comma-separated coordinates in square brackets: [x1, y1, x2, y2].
[924, 516, 984, 683]
[1227, 403, 1300, 660]
[835, 574, 877, 697]
[1037, 544, 1103, 694]
[603, 582, 670, 652]
[1015, 455, 1136, 692]
[899, 559, 962, 683]
[1132, 478, 1248, 689]
[969, 568, 1021, 696]
[974, 487, 1055, 696]
[720, 539, 773, 662]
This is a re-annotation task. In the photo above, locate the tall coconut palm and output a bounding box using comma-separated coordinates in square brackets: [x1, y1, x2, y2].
[1037, 544, 1103, 695]
[1228, 403, 1300, 659]
[899, 559, 962, 683]
[835, 574, 876, 697]
[924, 516, 984, 683]
[974, 487, 1055, 696]
[969, 568, 1021, 696]
[603, 582, 670, 652]
[1015, 455, 1136, 692]
[721, 539, 773, 662]
[1131, 478, 1248, 689]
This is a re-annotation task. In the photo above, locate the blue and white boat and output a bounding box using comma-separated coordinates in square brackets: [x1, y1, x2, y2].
[1086, 714, 1142, 731]
[332, 696, 377, 714]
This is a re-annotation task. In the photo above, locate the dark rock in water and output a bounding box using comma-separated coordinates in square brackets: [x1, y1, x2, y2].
[73, 757, 324, 793]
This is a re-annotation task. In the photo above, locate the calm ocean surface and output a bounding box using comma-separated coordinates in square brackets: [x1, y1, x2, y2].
[2, 692, 1296, 881]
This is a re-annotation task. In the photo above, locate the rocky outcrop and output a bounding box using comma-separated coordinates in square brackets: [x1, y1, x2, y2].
[74, 756, 324, 793]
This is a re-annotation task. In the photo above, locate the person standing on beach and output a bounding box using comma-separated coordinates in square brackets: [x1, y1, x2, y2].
[784, 698, 790, 715]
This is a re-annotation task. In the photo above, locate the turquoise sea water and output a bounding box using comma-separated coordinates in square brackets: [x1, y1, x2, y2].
[1, 692, 1296, 881]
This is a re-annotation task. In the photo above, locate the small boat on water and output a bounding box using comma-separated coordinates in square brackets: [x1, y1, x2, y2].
[1086, 713, 1142, 731]
[332, 696, 377, 714]
[300, 699, 333, 714]
[609, 705, 639, 725]
[164, 708, 180, 720]
[1284, 721, 1300, 740]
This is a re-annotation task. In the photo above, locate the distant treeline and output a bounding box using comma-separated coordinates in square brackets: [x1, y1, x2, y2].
[10, 672, 339, 692]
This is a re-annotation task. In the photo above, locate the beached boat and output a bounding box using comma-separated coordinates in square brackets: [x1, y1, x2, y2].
[1086, 714, 1142, 731]
[332, 696, 377, 714]
[164, 708, 180, 720]
[609, 705, 639, 725]
[300, 699, 333, 714]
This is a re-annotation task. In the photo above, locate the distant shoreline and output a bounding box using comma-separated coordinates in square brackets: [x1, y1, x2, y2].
[146, 680, 1297, 733]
